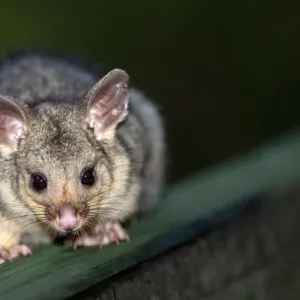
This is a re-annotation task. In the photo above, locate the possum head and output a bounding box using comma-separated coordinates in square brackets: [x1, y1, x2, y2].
[0, 69, 137, 236]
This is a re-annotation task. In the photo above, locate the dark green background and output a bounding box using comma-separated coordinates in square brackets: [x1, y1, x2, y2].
[0, 0, 299, 182]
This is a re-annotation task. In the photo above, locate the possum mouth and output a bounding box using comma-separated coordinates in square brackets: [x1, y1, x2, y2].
[42, 202, 89, 236]
[56, 204, 79, 231]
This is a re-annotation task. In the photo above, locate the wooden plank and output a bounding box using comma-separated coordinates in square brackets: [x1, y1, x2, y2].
[1, 127, 300, 299]
[72, 185, 300, 300]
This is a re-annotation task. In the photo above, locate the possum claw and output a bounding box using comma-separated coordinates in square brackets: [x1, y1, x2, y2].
[71, 222, 129, 248]
[0, 244, 32, 264]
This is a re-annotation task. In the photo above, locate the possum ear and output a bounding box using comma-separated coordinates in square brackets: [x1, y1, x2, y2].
[85, 69, 129, 141]
[0, 96, 28, 154]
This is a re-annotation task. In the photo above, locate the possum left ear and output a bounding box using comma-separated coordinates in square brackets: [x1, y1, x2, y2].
[0, 96, 28, 155]
[85, 69, 129, 141]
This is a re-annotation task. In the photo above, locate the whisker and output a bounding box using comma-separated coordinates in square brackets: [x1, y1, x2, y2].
[0, 214, 39, 225]
[87, 193, 139, 205]
[4, 220, 39, 246]
[0, 204, 38, 207]
[89, 211, 134, 221]
[87, 206, 135, 215]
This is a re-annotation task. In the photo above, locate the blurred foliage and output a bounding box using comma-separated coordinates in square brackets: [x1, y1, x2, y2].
[0, 0, 299, 182]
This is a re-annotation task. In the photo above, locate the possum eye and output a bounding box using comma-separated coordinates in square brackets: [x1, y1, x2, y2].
[31, 174, 47, 191]
[80, 169, 95, 186]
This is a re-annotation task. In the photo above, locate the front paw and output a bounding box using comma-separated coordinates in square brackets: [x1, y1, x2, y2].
[70, 222, 130, 249]
[0, 244, 32, 264]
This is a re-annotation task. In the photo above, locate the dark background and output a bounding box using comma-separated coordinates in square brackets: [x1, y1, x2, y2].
[0, 0, 299, 183]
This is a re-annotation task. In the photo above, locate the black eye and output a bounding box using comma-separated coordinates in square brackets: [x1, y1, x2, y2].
[31, 174, 47, 191]
[81, 169, 95, 186]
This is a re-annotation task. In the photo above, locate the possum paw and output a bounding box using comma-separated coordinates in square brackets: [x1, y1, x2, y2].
[71, 222, 130, 249]
[0, 244, 32, 264]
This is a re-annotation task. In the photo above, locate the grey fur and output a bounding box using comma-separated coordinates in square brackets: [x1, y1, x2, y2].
[0, 52, 165, 245]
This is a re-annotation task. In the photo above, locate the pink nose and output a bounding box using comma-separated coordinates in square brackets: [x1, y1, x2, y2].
[58, 204, 79, 231]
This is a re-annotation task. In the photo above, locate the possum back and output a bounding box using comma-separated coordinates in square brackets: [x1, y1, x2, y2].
[0, 52, 97, 103]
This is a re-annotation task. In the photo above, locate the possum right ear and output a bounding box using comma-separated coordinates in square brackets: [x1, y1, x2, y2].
[0, 96, 28, 154]
[85, 69, 129, 141]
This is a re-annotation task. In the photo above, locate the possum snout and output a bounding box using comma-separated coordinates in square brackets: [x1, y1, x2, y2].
[57, 204, 79, 231]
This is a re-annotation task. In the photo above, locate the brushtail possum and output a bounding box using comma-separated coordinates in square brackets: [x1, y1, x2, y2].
[0, 52, 165, 263]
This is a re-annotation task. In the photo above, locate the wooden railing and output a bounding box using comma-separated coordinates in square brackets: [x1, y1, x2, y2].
[1, 127, 300, 300]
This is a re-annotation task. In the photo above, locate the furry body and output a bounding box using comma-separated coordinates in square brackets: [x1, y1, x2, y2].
[0, 52, 165, 261]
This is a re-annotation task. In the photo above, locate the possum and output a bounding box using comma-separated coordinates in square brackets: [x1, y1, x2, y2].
[0, 51, 165, 263]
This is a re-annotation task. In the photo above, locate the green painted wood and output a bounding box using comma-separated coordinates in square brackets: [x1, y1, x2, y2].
[1, 127, 300, 299]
